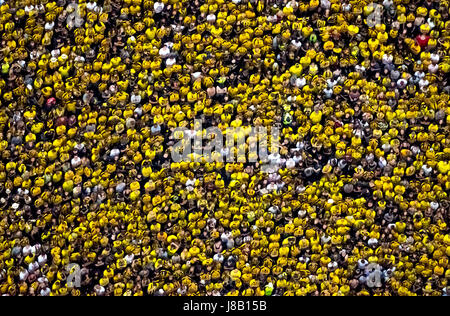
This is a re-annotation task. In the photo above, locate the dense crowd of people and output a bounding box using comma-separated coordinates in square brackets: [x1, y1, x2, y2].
[0, 0, 450, 296]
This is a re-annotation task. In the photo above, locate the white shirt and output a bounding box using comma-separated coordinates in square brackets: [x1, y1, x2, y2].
[23, 245, 32, 256]
[86, 2, 97, 11]
[321, 236, 331, 244]
[151, 125, 161, 134]
[382, 54, 393, 65]
[268, 206, 279, 214]
[378, 157, 387, 169]
[414, 71, 425, 79]
[192, 72, 202, 80]
[110, 148, 121, 158]
[410, 146, 421, 156]
[383, 0, 394, 8]
[221, 232, 230, 243]
[213, 254, 224, 263]
[419, 78, 429, 88]
[25, 5, 34, 13]
[324, 88, 333, 98]
[267, 183, 278, 192]
[131, 94, 142, 104]
[267, 15, 278, 23]
[36, 4, 45, 12]
[296, 77, 306, 88]
[45, 22, 55, 31]
[75, 143, 85, 151]
[40, 288, 51, 296]
[428, 63, 439, 74]
[431, 53, 440, 64]
[166, 57, 176, 67]
[293, 155, 302, 163]
[74, 55, 85, 63]
[327, 78, 338, 88]
[38, 254, 48, 265]
[286, 159, 296, 169]
[154, 2, 165, 13]
[207, 14, 216, 23]
[186, 178, 196, 187]
[291, 40, 302, 48]
[28, 262, 39, 273]
[427, 18, 435, 29]
[159, 46, 170, 58]
[368, 238, 378, 247]
[134, 107, 143, 117]
[327, 261, 338, 270]
[320, 0, 331, 9]
[116, 183, 126, 193]
[96, 286, 106, 296]
[355, 65, 366, 73]
[125, 254, 135, 264]
[71, 156, 82, 168]
[19, 270, 29, 281]
[422, 164, 433, 176]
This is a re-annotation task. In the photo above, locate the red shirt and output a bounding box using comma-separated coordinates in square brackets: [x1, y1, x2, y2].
[416, 35, 430, 48]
